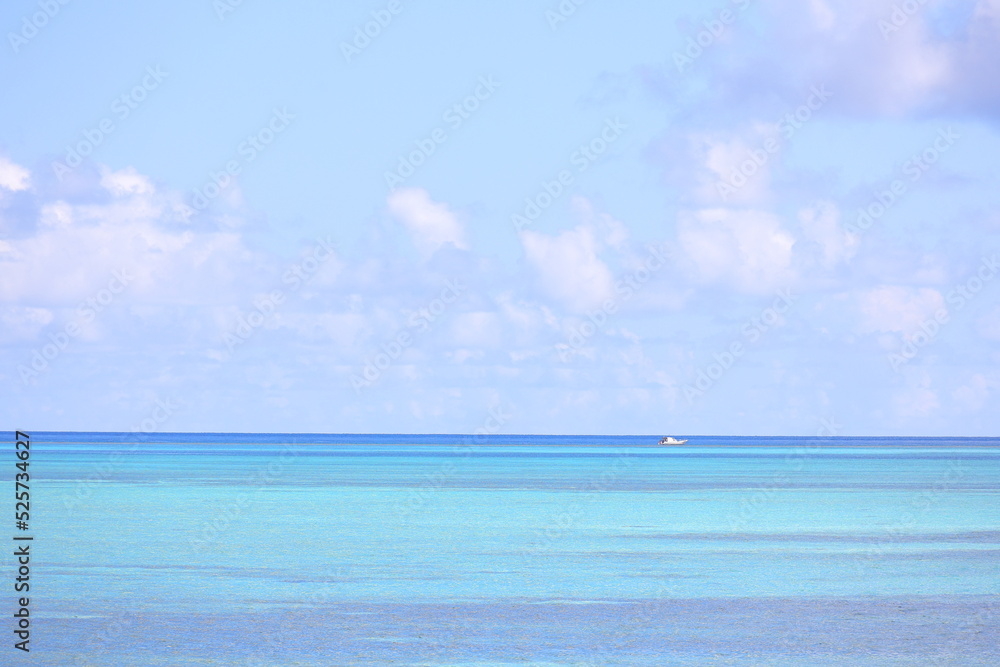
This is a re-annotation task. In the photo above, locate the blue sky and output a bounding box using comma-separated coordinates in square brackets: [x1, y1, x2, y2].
[1, 0, 998, 435]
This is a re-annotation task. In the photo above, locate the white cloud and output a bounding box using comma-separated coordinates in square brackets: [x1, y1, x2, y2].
[0, 306, 53, 342]
[893, 371, 939, 418]
[808, 0, 836, 30]
[521, 225, 615, 312]
[494, 292, 559, 350]
[451, 312, 502, 348]
[953, 373, 991, 412]
[570, 196, 630, 249]
[977, 306, 1000, 341]
[39, 202, 74, 230]
[275, 312, 370, 348]
[387, 187, 467, 259]
[977, 0, 1000, 19]
[677, 208, 795, 293]
[948, 0, 1000, 112]
[664, 0, 996, 118]
[100, 165, 155, 197]
[0, 157, 30, 192]
[798, 201, 859, 268]
[857, 286, 945, 334]
[871, 12, 952, 115]
[0, 166, 259, 306]
[694, 128, 777, 205]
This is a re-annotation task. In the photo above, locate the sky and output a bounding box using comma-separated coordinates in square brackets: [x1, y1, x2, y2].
[1, 0, 998, 436]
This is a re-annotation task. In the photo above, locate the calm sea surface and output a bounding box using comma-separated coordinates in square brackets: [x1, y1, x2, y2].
[10, 433, 1000, 665]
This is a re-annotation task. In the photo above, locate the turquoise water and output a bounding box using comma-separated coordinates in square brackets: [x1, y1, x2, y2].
[8, 433, 1000, 665]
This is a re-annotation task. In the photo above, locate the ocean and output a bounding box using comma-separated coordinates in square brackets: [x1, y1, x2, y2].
[10, 433, 1000, 665]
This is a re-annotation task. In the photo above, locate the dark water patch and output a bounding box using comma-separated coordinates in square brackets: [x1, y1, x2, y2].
[33, 446, 1000, 460]
[615, 531, 1000, 544]
[34, 596, 1000, 665]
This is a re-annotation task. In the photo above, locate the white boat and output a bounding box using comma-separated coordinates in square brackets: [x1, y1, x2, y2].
[658, 436, 687, 445]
